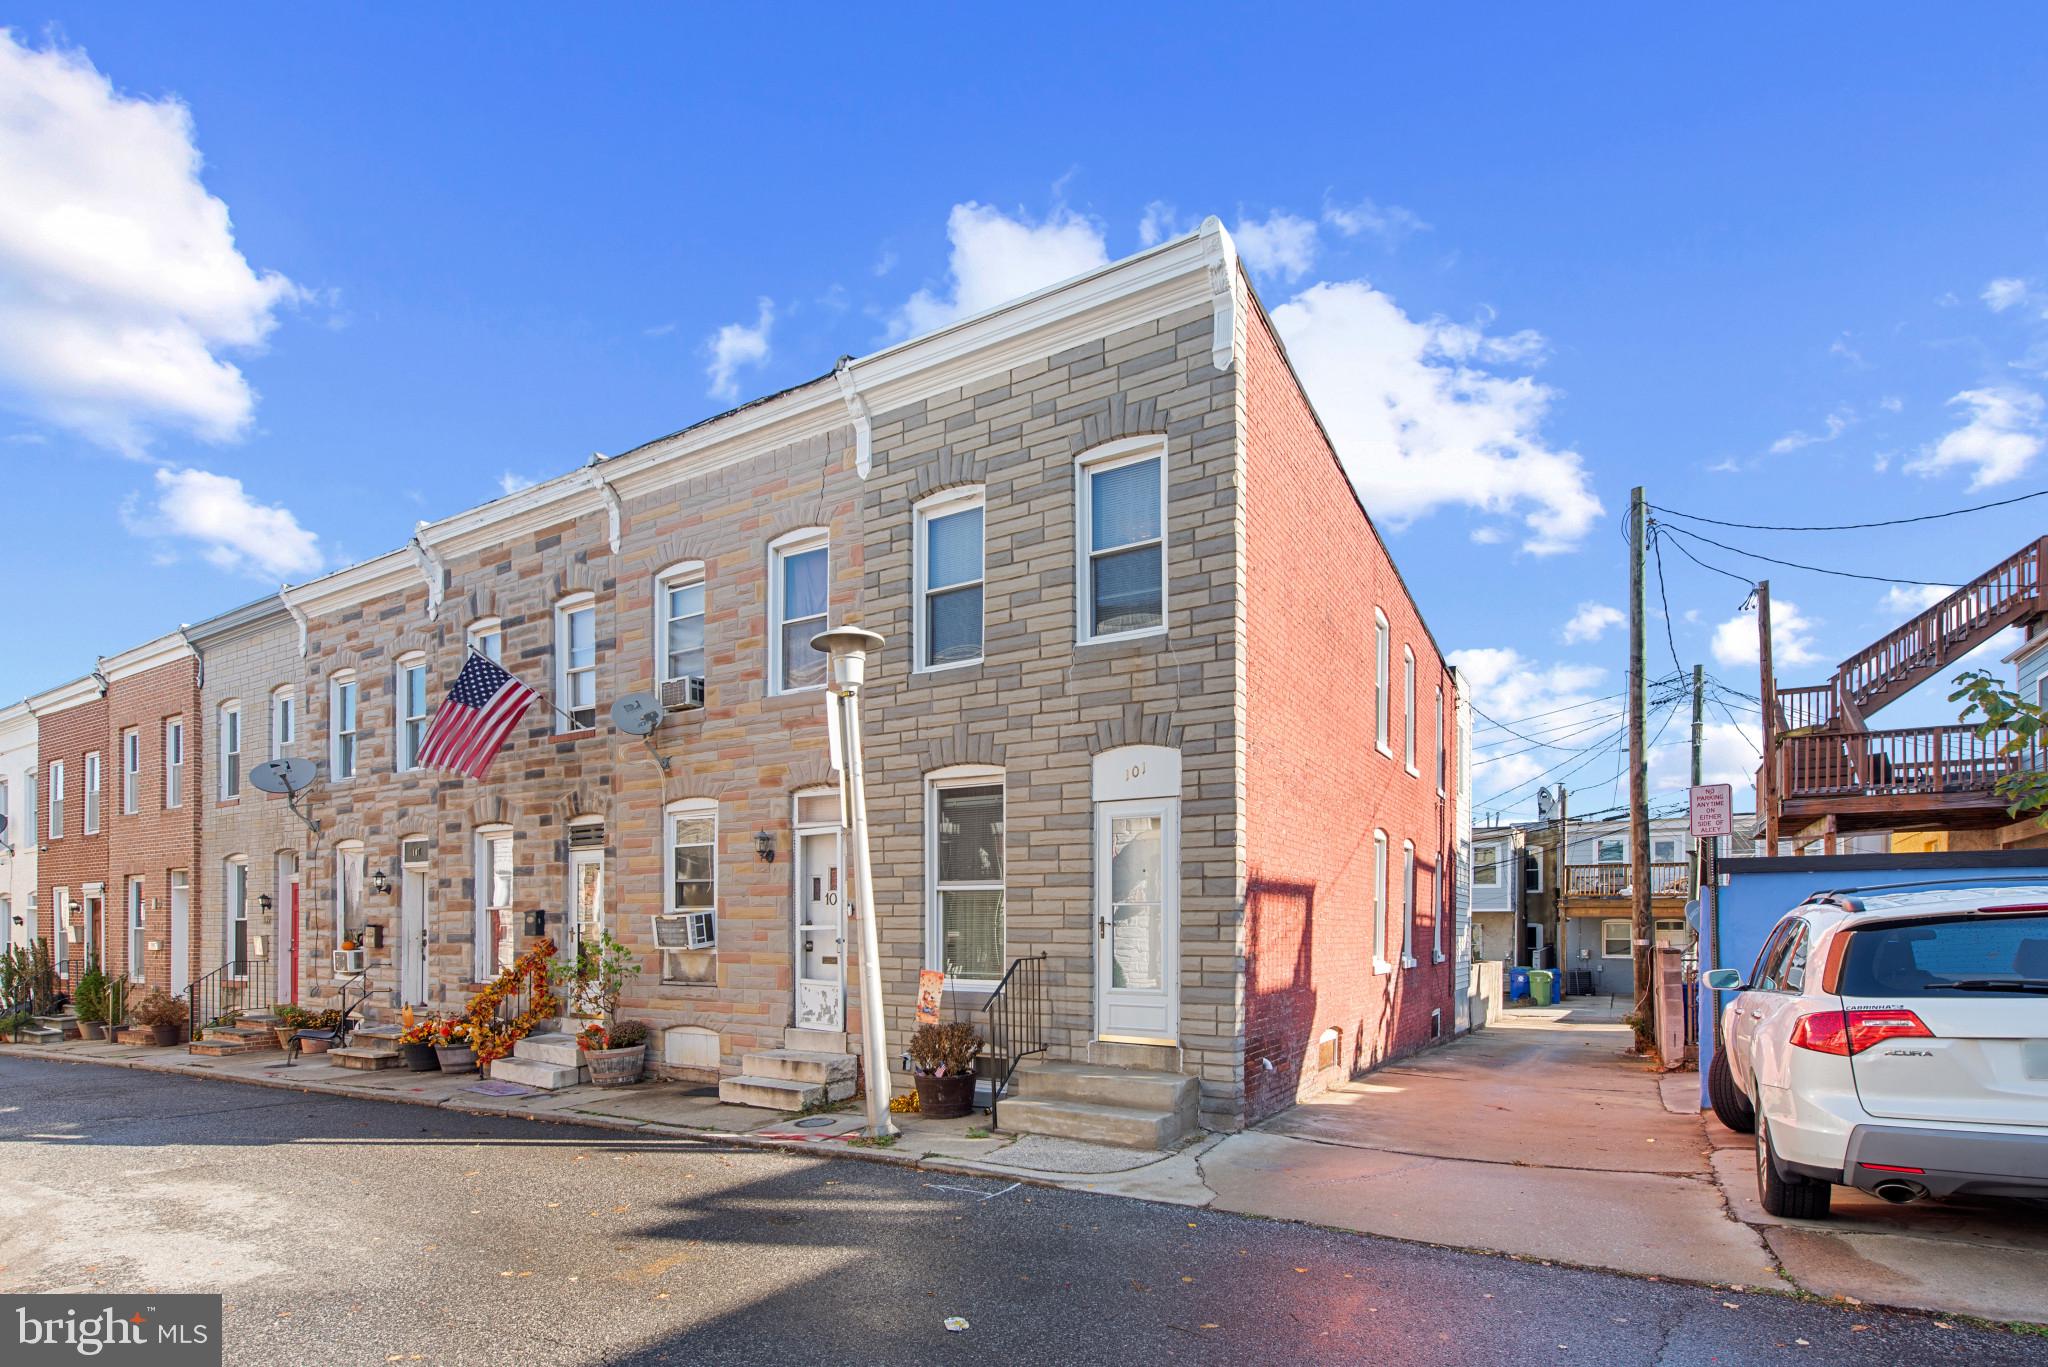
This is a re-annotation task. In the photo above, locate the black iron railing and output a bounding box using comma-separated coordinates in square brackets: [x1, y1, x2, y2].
[983, 952, 1048, 1130]
[187, 950, 276, 1043]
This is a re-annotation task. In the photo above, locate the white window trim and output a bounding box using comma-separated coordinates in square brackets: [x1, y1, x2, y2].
[1472, 842, 1502, 888]
[1600, 917, 1632, 960]
[121, 728, 140, 816]
[270, 686, 295, 761]
[1402, 647, 1418, 777]
[654, 561, 709, 686]
[1371, 829, 1391, 974]
[219, 702, 242, 801]
[1432, 860, 1446, 964]
[224, 857, 248, 980]
[1075, 436, 1169, 647]
[1373, 609, 1392, 758]
[924, 764, 1006, 989]
[1524, 854, 1544, 894]
[335, 841, 365, 975]
[48, 759, 63, 840]
[664, 797, 718, 934]
[83, 751, 100, 835]
[127, 876, 146, 983]
[395, 654, 429, 771]
[1435, 686, 1446, 797]
[330, 672, 358, 783]
[466, 617, 504, 664]
[555, 594, 598, 732]
[163, 719, 183, 810]
[913, 486, 987, 674]
[474, 826, 513, 980]
[1400, 840, 1417, 968]
[767, 528, 831, 696]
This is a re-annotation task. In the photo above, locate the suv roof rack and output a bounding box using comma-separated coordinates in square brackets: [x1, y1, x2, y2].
[1800, 875, 2048, 912]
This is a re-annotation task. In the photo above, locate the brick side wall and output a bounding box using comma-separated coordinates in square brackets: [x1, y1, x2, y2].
[35, 694, 110, 982]
[1241, 297, 1458, 1123]
[106, 658, 203, 996]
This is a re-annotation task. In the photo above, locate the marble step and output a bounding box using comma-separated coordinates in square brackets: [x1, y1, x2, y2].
[783, 1027, 848, 1053]
[331, 1047, 403, 1071]
[741, 1048, 856, 1086]
[511, 1033, 583, 1068]
[994, 1096, 1188, 1150]
[188, 1037, 274, 1057]
[1012, 1062, 1198, 1116]
[489, 1057, 585, 1090]
[717, 1073, 855, 1111]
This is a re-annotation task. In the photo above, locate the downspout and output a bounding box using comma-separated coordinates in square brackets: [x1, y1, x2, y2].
[410, 526, 447, 621]
[833, 357, 874, 480]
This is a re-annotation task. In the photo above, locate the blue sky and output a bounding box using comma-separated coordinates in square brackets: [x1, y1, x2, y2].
[4, 6, 2047, 819]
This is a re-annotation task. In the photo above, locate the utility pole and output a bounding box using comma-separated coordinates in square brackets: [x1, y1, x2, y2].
[1689, 663, 1705, 897]
[1757, 580, 1778, 857]
[1627, 487, 1656, 1054]
[1554, 785, 1567, 987]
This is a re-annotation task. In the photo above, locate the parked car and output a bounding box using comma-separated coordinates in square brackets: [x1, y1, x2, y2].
[1704, 882, 2048, 1219]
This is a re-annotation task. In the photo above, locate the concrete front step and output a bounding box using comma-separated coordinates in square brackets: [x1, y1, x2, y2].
[13, 1027, 63, 1045]
[489, 1057, 585, 1090]
[741, 1048, 856, 1086]
[783, 1027, 848, 1053]
[353, 1023, 404, 1042]
[995, 1096, 1189, 1150]
[511, 1033, 582, 1069]
[203, 1025, 275, 1044]
[331, 1047, 403, 1071]
[717, 1073, 856, 1111]
[1012, 1061, 1198, 1115]
[188, 1038, 275, 1057]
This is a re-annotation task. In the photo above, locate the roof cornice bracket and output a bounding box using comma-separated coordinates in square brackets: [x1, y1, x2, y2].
[584, 470, 623, 554]
[410, 527, 447, 620]
[834, 357, 873, 480]
[282, 590, 310, 657]
[1198, 216, 1240, 375]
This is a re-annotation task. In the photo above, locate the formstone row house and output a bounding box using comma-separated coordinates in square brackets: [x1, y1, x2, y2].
[7, 222, 1470, 1136]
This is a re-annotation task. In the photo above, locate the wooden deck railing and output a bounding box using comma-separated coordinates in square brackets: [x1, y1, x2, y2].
[1780, 723, 2042, 801]
[1564, 862, 1692, 898]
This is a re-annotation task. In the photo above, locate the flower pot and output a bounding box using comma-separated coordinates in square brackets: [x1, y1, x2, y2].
[298, 1036, 332, 1055]
[434, 1045, 477, 1074]
[401, 1043, 441, 1072]
[914, 1072, 976, 1120]
[78, 1022, 107, 1041]
[273, 1026, 298, 1050]
[583, 1043, 645, 1087]
[148, 1024, 180, 1047]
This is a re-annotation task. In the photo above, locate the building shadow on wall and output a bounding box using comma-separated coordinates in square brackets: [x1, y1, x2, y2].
[1244, 872, 1317, 1118]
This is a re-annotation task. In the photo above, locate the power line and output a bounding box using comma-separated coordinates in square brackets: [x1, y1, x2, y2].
[1470, 684, 1670, 738]
[1473, 723, 1628, 811]
[1658, 522, 1960, 589]
[1650, 487, 2048, 533]
[1657, 527, 1759, 594]
[1712, 696, 1764, 756]
[1649, 529, 1686, 678]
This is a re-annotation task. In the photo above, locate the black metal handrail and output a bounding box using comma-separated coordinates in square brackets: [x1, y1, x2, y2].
[187, 950, 276, 1044]
[982, 952, 1048, 1130]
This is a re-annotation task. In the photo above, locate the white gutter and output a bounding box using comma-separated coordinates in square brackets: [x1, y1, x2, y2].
[282, 588, 310, 657]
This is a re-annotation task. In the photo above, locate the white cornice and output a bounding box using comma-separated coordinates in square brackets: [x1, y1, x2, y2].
[281, 550, 416, 623]
[27, 675, 100, 714]
[834, 359, 873, 479]
[100, 633, 192, 683]
[410, 529, 447, 621]
[586, 468, 623, 553]
[283, 592, 309, 657]
[0, 700, 33, 741]
[1199, 217, 1240, 374]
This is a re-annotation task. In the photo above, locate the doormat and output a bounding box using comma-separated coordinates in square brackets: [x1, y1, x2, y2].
[467, 1080, 539, 1097]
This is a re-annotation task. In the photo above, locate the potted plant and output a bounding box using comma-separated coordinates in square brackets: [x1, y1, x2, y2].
[297, 1008, 342, 1053]
[0, 1008, 31, 1042]
[396, 1017, 442, 1071]
[433, 1016, 477, 1073]
[908, 1021, 983, 1119]
[271, 1004, 310, 1049]
[551, 932, 644, 1085]
[132, 988, 186, 1047]
[73, 961, 108, 1040]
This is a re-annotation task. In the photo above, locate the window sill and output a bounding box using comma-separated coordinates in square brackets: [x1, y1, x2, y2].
[1401, 955, 1418, 970]
[553, 728, 599, 742]
[1376, 744, 1394, 760]
[1432, 953, 1446, 965]
[911, 658, 986, 679]
[1405, 765, 1421, 779]
[1373, 958, 1393, 976]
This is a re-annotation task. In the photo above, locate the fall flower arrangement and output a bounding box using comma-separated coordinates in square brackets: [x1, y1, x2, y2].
[460, 940, 562, 1067]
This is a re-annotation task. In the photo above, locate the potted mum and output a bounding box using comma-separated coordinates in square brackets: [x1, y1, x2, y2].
[433, 1016, 477, 1073]
[551, 931, 645, 1086]
[397, 1017, 442, 1071]
[297, 1008, 343, 1053]
[908, 1021, 983, 1119]
[579, 1020, 649, 1086]
[271, 1004, 311, 1050]
[73, 961, 108, 1040]
[132, 988, 186, 1047]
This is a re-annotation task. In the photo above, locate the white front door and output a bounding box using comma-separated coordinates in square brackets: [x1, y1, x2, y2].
[794, 826, 845, 1031]
[1094, 798, 1179, 1043]
[398, 868, 428, 1005]
[169, 873, 191, 996]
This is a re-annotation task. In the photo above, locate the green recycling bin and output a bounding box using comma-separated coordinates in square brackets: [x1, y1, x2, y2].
[1528, 969, 1556, 1006]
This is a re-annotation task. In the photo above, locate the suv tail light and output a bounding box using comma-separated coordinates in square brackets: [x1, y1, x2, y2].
[1788, 1009, 1934, 1056]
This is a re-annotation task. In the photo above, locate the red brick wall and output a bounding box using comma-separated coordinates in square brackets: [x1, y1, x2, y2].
[36, 694, 109, 982]
[1241, 295, 1459, 1123]
[106, 658, 202, 994]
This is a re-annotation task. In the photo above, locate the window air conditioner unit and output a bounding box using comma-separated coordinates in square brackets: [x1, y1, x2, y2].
[685, 910, 716, 949]
[333, 947, 365, 975]
[659, 676, 706, 711]
[653, 910, 716, 951]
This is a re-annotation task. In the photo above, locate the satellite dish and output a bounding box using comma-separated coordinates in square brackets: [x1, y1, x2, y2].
[611, 692, 665, 737]
[1536, 786, 1556, 821]
[249, 757, 318, 796]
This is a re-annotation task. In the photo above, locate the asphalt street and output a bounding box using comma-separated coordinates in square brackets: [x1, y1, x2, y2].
[0, 1055, 2041, 1367]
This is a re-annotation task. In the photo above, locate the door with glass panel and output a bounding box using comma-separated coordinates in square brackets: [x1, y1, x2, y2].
[1093, 798, 1179, 1043]
[793, 791, 845, 1032]
[399, 839, 430, 1005]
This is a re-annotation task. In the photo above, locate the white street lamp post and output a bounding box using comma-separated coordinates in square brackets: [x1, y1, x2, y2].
[811, 626, 898, 1139]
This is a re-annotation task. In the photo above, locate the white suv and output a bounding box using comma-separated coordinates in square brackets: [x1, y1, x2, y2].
[1704, 882, 2048, 1219]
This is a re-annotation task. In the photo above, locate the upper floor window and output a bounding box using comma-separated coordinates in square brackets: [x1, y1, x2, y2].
[1473, 843, 1502, 887]
[163, 720, 183, 808]
[1596, 836, 1624, 863]
[916, 489, 985, 670]
[556, 595, 596, 731]
[1373, 610, 1391, 755]
[1436, 687, 1446, 795]
[330, 672, 358, 781]
[768, 530, 829, 693]
[219, 703, 242, 800]
[1078, 441, 1165, 643]
[467, 618, 503, 664]
[48, 760, 64, 839]
[19, 772, 31, 846]
[1403, 647, 1418, 775]
[121, 729, 140, 815]
[657, 563, 707, 687]
[0, 778, 8, 842]
[396, 655, 429, 770]
[270, 686, 295, 760]
[83, 751, 100, 834]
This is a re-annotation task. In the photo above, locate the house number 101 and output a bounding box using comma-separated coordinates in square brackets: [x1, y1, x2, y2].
[1124, 761, 1147, 783]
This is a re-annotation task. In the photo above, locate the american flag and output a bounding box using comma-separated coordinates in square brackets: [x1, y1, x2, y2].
[415, 651, 538, 779]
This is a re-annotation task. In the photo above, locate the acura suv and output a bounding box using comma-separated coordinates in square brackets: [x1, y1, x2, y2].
[1704, 882, 2048, 1219]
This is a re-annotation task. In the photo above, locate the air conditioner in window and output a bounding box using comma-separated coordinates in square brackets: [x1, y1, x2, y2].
[685, 910, 716, 949]
[659, 676, 706, 711]
[332, 947, 365, 975]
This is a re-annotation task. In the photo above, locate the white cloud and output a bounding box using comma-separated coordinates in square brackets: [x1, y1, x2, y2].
[1879, 395, 1903, 413]
[704, 297, 774, 401]
[1769, 406, 1852, 454]
[1907, 386, 2044, 488]
[1234, 210, 1319, 282]
[1650, 719, 1760, 800]
[895, 203, 1109, 337]
[1137, 201, 1189, 248]
[1711, 598, 1821, 671]
[1322, 196, 1428, 245]
[871, 248, 898, 278]
[0, 30, 300, 454]
[1469, 526, 1506, 545]
[497, 471, 536, 496]
[1561, 602, 1625, 645]
[1984, 277, 2030, 313]
[127, 466, 322, 579]
[1829, 336, 1868, 369]
[1880, 583, 1949, 615]
[1270, 280, 1603, 554]
[1452, 645, 1618, 811]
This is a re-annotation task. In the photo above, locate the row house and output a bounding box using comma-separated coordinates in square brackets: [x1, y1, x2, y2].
[13, 221, 1466, 1137]
[0, 702, 35, 955]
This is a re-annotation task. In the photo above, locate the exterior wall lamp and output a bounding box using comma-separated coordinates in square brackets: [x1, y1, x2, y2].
[755, 831, 776, 863]
[257, 894, 274, 913]
[369, 869, 392, 897]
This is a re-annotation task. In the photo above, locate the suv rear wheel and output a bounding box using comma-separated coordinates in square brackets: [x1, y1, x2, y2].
[1756, 1112, 1831, 1220]
[1707, 1048, 1754, 1133]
